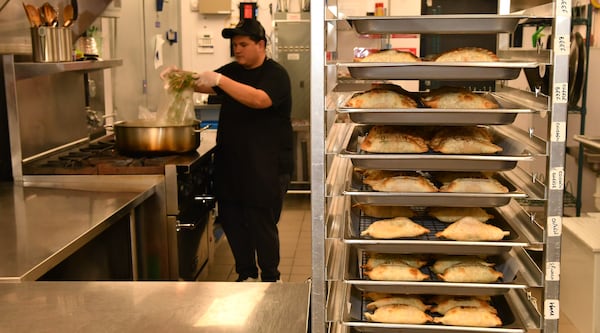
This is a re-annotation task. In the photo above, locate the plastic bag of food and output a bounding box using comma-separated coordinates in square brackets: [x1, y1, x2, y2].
[157, 71, 197, 123]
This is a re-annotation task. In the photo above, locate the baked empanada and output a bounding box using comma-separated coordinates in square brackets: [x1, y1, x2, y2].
[434, 47, 499, 62]
[431, 255, 495, 274]
[361, 217, 430, 239]
[363, 253, 428, 270]
[364, 175, 438, 192]
[366, 295, 431, 312]
[423, 87, 499, 109]
[432, 306, 502, 327]
[360, 125, 429, 153]
[356, 49, 421, 63]
[439, 178, 508, 193]
[364, 304, 433, 324]
[429, 126, 502, 154]
[359, 204, 416, 218]
[435, 216, 510, 241]
[437, 264, 503, 283]
[431, 297, 497, 315]
[363, 292, 393, 301]
[346, 88, 418, 108]
[364, 263, 429, 281]
[428, 207, 494, 223]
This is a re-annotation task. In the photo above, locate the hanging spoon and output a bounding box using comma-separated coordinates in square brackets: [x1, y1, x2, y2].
[63, 4, 74, 27]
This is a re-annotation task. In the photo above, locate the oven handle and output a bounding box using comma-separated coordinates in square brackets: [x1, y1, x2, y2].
[194, 195, 216, 204]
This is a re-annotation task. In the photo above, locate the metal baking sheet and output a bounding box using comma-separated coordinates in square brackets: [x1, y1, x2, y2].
[340, 126, 533, 171]
[343, 205, 529, 255]
[347, 15, 526, 35]
[338, 94, 534, 125]
[342, 62, 537, 81]
[344, 171, 527, 207]
[344, 248, 525, 295]
[342, 284, 526, 333]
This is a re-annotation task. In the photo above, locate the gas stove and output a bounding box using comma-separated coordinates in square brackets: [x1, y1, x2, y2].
[22, 136, 201, 176]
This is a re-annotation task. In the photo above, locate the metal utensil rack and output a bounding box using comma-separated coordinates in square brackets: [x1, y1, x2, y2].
[310, 1, 569, 333]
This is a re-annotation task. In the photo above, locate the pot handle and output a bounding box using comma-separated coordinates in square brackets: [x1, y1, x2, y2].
[194, 124, 211, 133]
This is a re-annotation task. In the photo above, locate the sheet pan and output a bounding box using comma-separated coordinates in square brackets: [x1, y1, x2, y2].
[343, 205, 529, 255]
[344, 170, 527, 207]
[344, 247, 525, 296]
[342, 284, 526, 333]
[340, 125, 533, 172]
[341, 62, 537, 81]
[337, 93, 533, 126]
[346, 15, 526, 35]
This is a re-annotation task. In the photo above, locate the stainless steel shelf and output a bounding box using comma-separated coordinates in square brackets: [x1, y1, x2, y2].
[14, 59, 123, 80]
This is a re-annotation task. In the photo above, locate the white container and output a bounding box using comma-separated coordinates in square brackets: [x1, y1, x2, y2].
[561, 216, 600, 333]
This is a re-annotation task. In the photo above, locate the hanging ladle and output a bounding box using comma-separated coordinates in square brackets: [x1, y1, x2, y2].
[39, 2, 58, 27]
[22, 2, 42, 27]
[63, 4, 74, 27]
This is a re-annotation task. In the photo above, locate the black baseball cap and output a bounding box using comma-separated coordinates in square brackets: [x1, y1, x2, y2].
[222, 19, 266, 42]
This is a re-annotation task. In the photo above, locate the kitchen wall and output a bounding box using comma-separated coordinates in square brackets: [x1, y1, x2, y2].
[179, 0, 280, 73]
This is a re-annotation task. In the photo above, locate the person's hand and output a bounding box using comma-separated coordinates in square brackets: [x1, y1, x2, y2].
[160, 65, 179, 80]
[195, 71, 222, 88]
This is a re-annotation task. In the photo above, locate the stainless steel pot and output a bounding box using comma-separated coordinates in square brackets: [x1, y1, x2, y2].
[112, 119, 205, 155]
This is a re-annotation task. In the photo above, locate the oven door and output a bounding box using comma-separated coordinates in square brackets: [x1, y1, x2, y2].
[172, 195, 215, 281]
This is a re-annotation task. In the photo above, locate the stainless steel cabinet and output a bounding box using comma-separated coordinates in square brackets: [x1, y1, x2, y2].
[310, 1, 569, 332]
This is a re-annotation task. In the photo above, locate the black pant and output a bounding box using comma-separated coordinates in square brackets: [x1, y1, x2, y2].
[217, 174, 290, 281]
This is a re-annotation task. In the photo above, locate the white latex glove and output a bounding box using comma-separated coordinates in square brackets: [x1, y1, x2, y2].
[195, 71, 222, 88]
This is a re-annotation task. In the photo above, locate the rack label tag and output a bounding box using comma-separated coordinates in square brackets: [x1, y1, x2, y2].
[555, 34, 570, 55]
[550, 167, 565, 190]
[556, 0, 571, 17]
[546, 262, 560, 281]
[547, 216, 562, 237]
[550, 121, 566, 142]
[553, 82, 568, 103]
[544, 300, 560, 319]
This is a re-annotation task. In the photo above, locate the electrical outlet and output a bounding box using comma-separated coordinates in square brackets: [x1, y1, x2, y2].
[190, 0, 198, 11]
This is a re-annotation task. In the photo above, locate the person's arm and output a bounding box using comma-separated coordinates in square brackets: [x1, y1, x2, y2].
[195, 71, 272, 109]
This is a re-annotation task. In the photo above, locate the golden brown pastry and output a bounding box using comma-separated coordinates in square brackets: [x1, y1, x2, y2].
[364, 263, 430, 281]
[437, 264, 504, 283]
[363, 292, 393, 301]
[360, 217, 430, 239]
[366, 295, 431, 312]
[431, 255, 495, 274]
[345, 88, 418, 108]
[360, 125, 429, 153]
[429, 126, 503, 154]
[359, 204, 416, 218]
[432, 306, 502, 327]
[422, 87, 499, 109]
[356, 49, 421, 62]
[364, 304, 433, 324]
[431, 297, 497, 315]
[429, 294, 491, 304]
[439, 178, 508, 193]
[435, 217, 510, 241]
[428, 207, 494, 223]
[434, 47, 499, 62]
[363, 253, 428, 270]
[363, 175, 438, 192]
[361, 169, 404, 181]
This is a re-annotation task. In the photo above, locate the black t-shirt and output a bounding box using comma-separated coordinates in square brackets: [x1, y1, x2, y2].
[213, 58, 293, 207]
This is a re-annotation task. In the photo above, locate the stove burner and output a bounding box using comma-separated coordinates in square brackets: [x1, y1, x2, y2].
[25, 136, 203, 176]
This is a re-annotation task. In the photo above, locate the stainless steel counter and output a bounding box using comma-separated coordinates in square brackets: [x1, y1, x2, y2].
[0, 281, 310, 333]
[0, 130, 218, 282]
[0, 175, 165, 282]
